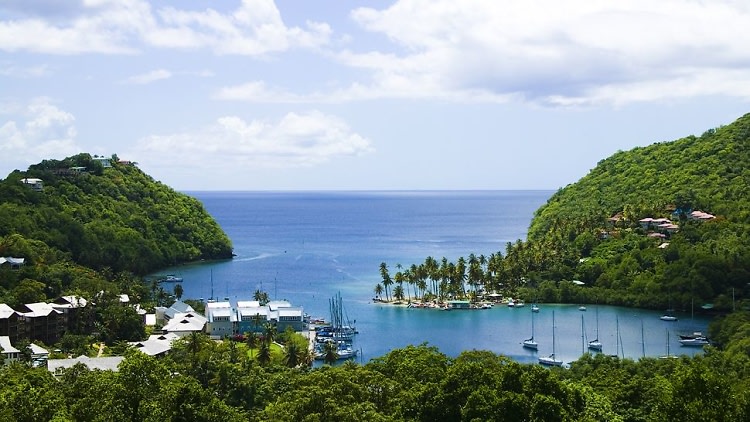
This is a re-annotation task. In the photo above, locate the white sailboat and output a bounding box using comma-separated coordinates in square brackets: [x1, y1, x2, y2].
[587, 306, 603, 351]
[659, 329, 679, 359]
[539, 310, 563, 366]
[523, 304, 538, 350]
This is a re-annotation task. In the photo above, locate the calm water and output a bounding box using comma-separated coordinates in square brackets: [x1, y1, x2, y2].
[160, 191, 709, 364]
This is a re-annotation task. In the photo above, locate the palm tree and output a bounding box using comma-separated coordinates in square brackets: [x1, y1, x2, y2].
[373, 283, 383, 301]
[245, 331, 258, 358]
[322, 341, 338, 365]
[394, 271, 405, 302]
[257, 341, 271, 366]
[393, 284, 404, 302]
[173, 283, 183, 300]
[262, 323, 277, 346]
[283, 340, 302, 368]
[379, 262, 392, 302]
[424, 256, 438, 299]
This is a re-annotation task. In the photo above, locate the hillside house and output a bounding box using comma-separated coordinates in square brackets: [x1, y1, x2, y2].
[20, 178, 43, 191]
[0, 257, 25, 270]
[92, 156, 112, 168]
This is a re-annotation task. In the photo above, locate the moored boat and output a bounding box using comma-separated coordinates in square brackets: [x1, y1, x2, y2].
[160, 274, 183, 283]
[539, 310, 563, 366]
[313, 341, 358, 361]
[588, 306, 603, 352]
[523, 304, 538, 350]
[679, 335, 709, 347]
[660, 314, 678, 321]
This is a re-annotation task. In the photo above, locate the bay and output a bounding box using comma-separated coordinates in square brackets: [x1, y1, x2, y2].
[160, 190, 709, 364]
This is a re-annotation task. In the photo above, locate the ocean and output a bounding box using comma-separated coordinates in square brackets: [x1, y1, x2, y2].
[160, 190, 709, 364]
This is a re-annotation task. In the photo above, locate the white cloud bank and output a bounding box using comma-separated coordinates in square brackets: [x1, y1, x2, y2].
[0, 0, 331, 56]
[215, 0, 750, 106]
[0, 98, 81, 175]
[128, 111, 373, 172]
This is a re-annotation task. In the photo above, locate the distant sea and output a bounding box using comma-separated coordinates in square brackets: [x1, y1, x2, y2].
[160, 191, 709, 364]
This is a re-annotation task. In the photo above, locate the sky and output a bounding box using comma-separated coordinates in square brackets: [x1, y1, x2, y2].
[1, 0, 749, 191]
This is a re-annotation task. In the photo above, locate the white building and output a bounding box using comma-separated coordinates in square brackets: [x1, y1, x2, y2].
[0, 336, 20, 364]
[205, 301, 236, 339]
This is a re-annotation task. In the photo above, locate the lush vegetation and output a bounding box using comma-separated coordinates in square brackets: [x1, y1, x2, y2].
[3, 117, 750, 422]
[0, 153, 233, 306]
[0, 153, 232, 275]
[377, 113, 750, 312]
[3, 326, 750, 421]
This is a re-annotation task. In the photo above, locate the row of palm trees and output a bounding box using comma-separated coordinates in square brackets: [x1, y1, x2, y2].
[375, 239, 576, 303]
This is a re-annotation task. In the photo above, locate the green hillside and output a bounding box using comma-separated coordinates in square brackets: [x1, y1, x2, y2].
[0, 153, 233, 276]
[525, 113, 750, 310]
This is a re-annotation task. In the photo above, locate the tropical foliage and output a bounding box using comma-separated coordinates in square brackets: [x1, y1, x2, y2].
[3, 337, 750, 421]
[0, 153, 233, 306]
[0, 153, 233, 275]
[377, 113, 750, 312]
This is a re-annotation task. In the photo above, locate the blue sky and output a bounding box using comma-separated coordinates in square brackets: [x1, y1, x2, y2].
[1, 0, 749, 190]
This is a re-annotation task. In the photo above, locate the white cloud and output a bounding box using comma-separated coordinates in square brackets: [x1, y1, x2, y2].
[0, 63, 51, 78]
[0, 0, 330, 56]
[337, 0, 750, 105]
[0, 98, 81, 175]
[128, 111, 373, 171]
[122, 69, 172, 85]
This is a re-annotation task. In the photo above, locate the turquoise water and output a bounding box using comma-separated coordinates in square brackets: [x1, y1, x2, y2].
[161, 191, 710, 364]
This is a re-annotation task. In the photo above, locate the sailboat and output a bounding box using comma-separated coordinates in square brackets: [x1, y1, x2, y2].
[523, 305, 538, 350]
[609, 316, 624, 358]
[316, 292, 357, 342]
[660, 298, 677, 321]
[538, 311, 563, 366]
[587, 306, 603, 351]
[659, 329, 679, 359]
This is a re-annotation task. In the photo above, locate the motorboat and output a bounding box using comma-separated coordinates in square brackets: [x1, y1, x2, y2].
[660, 315, 678, 321]
[679, 335, 709, 347]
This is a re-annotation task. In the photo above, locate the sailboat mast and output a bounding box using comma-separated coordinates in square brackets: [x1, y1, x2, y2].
[615, 316, 620, 358]
[641, 320, 646, 358]
[531, 305, 535, 339]
[595, 306, 600, 340]
[552, 310, 556, 357]
[581, 315, 585, 354]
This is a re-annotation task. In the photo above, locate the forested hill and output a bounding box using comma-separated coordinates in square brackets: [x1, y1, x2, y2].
[0, 153, 233, 275]
[524, 113, 750, 310]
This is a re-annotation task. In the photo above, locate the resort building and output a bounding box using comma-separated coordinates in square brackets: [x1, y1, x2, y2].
[128, 333, 180, 357]
[48, 356, 124, 377]
[51, 295, 88, 332]
[236, 301, 269, 334]
[155, 300, 196, 325]
[269, 301, 305, 332]
[19, 302, 64, 345]
[205, 301, 236, 338]
[0, 336, 20, 364]
[161, 311, 207, 337]
[0, 304, 20, 344]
